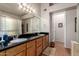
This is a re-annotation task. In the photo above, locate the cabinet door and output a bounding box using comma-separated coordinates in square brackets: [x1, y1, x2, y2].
[6, 43, 26, 56]
[26, 40, 36, 56]
[27, 40, 35, 48]
[45, 35, 49, 47]
[43, 36, 46, 50]
[46, 35, 49, 42]
[36, 38, 42, 47]
[16, 50, 26, 56]
[36, 45, 42, 56]
[0, 51, 5, 56]
[27, 46, 36, 56]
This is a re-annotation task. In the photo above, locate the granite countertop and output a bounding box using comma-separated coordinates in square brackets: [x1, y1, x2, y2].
[0, 34, 45, 52]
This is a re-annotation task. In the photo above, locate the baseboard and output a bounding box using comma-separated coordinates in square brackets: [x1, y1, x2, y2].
[55, 41, 64, 43]
[66, 48, 71, 50]
[65, 48, 71, 55]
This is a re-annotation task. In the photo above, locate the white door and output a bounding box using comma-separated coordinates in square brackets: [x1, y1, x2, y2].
[52, 12, 66, 43]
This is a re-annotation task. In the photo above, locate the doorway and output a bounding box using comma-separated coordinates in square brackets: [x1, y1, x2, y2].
[26, 23, 28, 32]
[51, 11, 66, 47]
[49, 8, 77, 49]
[21, 23, 25, 34]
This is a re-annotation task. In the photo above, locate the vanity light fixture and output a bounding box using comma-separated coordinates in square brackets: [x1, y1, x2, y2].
[18, 3, 36, 13]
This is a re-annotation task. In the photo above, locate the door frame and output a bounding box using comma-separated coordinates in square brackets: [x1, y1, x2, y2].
[49, 11, 67, 48]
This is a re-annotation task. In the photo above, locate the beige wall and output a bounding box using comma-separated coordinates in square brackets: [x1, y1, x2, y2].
[41, 3, 77, 48]
[77, 4, 79, 42]
[66, 9, 77, 48]
[41, 3, 77, 32]
[40, 3, 49, 32]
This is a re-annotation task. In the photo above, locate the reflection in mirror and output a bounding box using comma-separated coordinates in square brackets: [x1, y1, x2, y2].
[0, 15, 22, 37]
[0, 15, 41, 37]
[22, 16, 41, 34]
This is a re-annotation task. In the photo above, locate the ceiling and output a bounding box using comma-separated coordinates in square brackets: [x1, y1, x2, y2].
[0, 3, 27, 16]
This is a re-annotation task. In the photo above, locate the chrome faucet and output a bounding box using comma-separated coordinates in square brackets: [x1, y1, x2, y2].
[0, 37, 5, 48]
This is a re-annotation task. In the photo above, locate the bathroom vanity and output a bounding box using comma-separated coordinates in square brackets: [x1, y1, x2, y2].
[0, 33, 49, 56]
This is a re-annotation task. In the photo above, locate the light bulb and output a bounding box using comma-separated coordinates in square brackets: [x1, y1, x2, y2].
[33, 9, 35, 13]
[19, 5, 22, 9]
[29, 10, 32, 13]
[26, 9, 29, 12]
[23, 7, 26, 11]
[27, 6, 30, 9]
[30, 7, 33, 10]
[18, 3, 22, 9]
[22, 3, 26, 6]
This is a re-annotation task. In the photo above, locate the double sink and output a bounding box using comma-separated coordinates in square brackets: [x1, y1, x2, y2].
[0, 32, 48, 50]
[10, 34, 45, 44]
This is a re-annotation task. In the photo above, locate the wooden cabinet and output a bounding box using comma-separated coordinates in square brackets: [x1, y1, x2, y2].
[16, 50, 26, 56]
[0, 51, 5, 56]
[27, 40, 35, 48]
[0, 35, 49, 56]
[45, 35, 49, 47]
[27, 46, 35, 56]
[43, 36, 46, 50]
[36, 45, 42, 56]
[26, 40, 36, 56]
[36, 38, 42, 47]
[42, 35, 49, 50]
[36, 37, 43, 56]
[6, 43, 26, 56]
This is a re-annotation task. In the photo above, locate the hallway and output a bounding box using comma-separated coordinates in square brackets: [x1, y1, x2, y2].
[55, 41, 71, 56]
[42, 41, 71, 56]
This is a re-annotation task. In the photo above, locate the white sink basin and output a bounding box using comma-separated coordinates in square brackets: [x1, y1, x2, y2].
[10, 38, 28, 43]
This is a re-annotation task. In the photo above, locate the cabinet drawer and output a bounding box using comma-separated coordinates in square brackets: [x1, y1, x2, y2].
[27, 40, 35, 48]
[27, 46, 36, 56]
[0, 51, 5, 56]
[6, 43, 26, 56]
[36, 38, 42, 47]
[36, 45, 42, 56]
